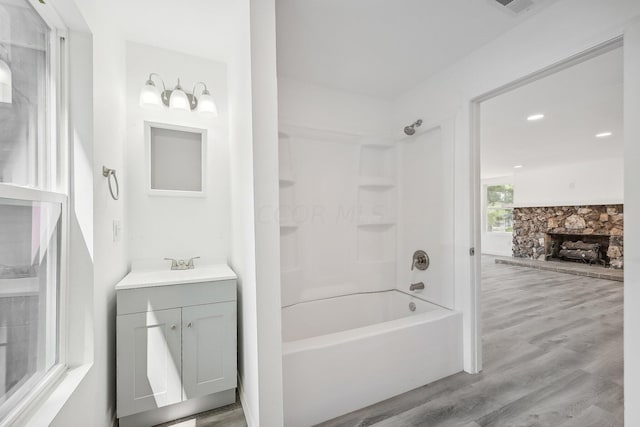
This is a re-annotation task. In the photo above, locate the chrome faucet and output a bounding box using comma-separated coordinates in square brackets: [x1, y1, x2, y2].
[410, 282, 425, 291]
[186, 257, 200, 268]
[164, 257, 200, 270]
[411, 250, 429, 271]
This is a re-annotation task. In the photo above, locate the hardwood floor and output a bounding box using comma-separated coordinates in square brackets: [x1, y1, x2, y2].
[156, 399, 247, 427]
[319, 256, 623, 427]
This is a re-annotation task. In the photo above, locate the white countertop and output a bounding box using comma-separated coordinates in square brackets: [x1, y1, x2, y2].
[115, 264, 237, 290]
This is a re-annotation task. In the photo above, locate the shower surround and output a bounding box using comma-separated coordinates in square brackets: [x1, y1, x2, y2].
[278, 124, 461, 425]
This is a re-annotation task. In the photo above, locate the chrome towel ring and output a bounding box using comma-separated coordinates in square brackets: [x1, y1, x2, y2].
[102, 166, 120, 200]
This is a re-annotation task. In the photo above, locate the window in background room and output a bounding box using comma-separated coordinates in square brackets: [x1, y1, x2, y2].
[0, 0, 67, 422]
[486, 184, 514, 233]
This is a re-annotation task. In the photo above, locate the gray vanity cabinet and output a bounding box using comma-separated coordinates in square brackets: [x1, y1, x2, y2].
[181, 301, 237, 400]
[116, 308, 183, 417]
[115, 265, 237, 427]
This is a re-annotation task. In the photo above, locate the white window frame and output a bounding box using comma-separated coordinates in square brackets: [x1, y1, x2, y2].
[0, 1, 70, 424]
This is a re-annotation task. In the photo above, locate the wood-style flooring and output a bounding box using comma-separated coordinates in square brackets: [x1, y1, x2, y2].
[156, 399, 247, 427]
[319, 256, 623, 427]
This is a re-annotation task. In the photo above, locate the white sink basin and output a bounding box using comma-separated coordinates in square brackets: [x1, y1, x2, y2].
[115, 264, 237, 290]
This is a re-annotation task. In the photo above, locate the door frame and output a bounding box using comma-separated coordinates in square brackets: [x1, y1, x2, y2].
[468, 36, 624, 373]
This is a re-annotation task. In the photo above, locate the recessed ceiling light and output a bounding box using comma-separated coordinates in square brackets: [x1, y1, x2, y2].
[595, 132, 613, 138]
[527, 114, 545, 121]
[514, 165, 523, 169]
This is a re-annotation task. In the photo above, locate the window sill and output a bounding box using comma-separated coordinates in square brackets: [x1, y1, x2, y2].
[13, 363, 93, 427]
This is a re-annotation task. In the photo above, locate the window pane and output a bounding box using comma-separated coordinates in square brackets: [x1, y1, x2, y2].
[487, 184, 514, 233]
[0, 198, 61, 420]
[487, 184, 514, 208]
[487, 208, 514, 232]
[0, 0, 50, 189]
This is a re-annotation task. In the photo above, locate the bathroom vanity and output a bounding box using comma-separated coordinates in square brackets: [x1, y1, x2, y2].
[115, 264, 237, 427]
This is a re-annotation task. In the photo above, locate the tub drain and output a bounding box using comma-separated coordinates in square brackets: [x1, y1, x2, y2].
[409, 302, 416, 312]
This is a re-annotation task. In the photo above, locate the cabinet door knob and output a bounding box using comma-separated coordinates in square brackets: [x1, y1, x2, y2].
[187, 322, 193, 328]
[170, 324, 176, 330]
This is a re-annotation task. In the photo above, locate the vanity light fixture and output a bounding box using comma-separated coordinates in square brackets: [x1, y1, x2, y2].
[513, 165, 524, 169]
[0, 58, 12, 104]
[595, 131, 613, 138]
[139, 73, 217, 116]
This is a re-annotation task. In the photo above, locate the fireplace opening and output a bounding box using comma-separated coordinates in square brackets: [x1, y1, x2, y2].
[545, 233, 610, 267]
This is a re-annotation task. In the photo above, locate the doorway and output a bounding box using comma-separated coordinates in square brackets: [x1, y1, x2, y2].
[472, 41, 624, 422]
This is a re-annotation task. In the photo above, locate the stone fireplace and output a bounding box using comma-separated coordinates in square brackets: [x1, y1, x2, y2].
[513, 205, 623, 269]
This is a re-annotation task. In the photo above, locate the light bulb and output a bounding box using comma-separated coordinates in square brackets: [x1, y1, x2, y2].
[139, 80, 161, 108]
[197, 90, 217, 116]
[169, 79, 190, 111]
[0, 59, 12, 104]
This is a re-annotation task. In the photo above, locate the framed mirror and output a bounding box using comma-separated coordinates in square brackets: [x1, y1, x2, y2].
[145, 122, 207, 197]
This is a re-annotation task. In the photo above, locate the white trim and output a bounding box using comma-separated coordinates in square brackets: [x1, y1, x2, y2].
[469, 36, 625, 375]
[237, 375, 257, 427]
[18, 363, 92, 427]
[27, 0, 67, 33]
[469, 100, 482, 374]
[144, 121, 208, 198]
[0, 184, 66, 203]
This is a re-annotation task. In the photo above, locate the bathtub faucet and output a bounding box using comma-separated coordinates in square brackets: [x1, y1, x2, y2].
[409, 282, 425, 291]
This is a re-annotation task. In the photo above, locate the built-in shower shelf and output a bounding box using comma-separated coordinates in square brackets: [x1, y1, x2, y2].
[357, 217, 396, 226]
[360, 142, 394, 150]
[357, 222, 395, 228]
[279, 174, 295, 187]
[358, 176, 396, 188]
[280, 221, 299, 229]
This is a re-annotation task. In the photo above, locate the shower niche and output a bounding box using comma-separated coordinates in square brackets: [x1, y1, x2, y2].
[278, 127, 399, 306]
[278, 132, 303, 306]
[357, 142, 397, 263]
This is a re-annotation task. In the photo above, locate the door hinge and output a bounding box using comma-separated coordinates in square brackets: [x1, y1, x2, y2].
[469, 247, 475, 256]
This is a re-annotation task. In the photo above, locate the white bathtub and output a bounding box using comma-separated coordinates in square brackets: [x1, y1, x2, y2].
[282, 290, 463, 426]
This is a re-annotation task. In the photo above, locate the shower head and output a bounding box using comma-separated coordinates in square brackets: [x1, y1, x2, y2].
[404, 119, 423, 136]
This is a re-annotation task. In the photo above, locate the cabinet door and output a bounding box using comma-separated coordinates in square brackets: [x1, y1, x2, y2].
[182, 302, 237, 400]
[117, 308, 182, 417]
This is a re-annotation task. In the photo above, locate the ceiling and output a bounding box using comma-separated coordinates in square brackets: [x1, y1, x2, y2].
[72, 0, 244, 62]
[276, 0, 555, 98]
[480, 47, 623, 179]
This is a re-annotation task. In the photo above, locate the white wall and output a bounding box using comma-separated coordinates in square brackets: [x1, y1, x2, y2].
[228, 1, 285, 425]
[227, 1, 260, 424]
[249, 0, 284, 424]
[51, 1, 129, 424]
[278, 77, 393, 135]
[513, 158, 624, 207]
[391, 0, 640, 396]
[125, 42, 230, 265]
[624, 17, 640, 427]
[276, 78, 393, 141]
[65, 30, 95, 371]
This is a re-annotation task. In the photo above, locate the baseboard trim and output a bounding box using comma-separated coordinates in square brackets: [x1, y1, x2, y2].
[238, 375, 257, 427]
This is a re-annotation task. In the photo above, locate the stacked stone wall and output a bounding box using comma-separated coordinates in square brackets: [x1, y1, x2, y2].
[513, 205, 623, 269]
